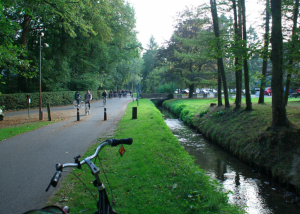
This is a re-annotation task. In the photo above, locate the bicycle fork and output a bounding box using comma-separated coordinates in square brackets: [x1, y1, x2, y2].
[85, 158, 115, 214]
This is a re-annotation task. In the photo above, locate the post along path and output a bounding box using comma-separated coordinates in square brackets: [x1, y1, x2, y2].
[0, 97, 134, 214]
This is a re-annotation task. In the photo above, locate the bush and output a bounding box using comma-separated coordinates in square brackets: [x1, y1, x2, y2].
[0, 90, 102, 111]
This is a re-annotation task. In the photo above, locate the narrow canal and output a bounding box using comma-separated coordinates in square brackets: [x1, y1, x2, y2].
[158, 107, 300, 214]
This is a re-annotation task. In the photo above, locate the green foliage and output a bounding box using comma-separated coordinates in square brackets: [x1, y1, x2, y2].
[156, 83, 176, 93]
[0, 0, 140, 94]
[210, 111, 226, 117]
[199, 109, 209, 117]
[0, 90, 101, 110]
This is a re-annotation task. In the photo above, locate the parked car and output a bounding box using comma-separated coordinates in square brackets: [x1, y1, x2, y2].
[208, 89, 217, 93]
[242, 89, 246, 94]
[182, 89, 189, 94]
[196, 88, 200, 94]
[200, 89, 209, 94]
[264, 87, 272, 96]
[297, 87, 300, 93]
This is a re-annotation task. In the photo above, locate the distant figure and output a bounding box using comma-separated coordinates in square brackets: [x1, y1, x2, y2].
[85, 90, 92, 109]
[109, 90, 113, 98]
[75, 91, 80, 105]
[102, 90, 107, 99]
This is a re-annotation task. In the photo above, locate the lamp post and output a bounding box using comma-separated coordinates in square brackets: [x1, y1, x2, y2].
[129, 71, 133, 101]
[38, 32, 48, 120]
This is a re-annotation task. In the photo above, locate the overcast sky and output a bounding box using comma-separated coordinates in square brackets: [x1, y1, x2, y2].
[126, 0, 264, 50]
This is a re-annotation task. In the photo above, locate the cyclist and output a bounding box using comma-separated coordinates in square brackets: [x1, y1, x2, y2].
[102, 90, 107, 104]
[85, 90, 92, 109]
[74, 91, 80, 105]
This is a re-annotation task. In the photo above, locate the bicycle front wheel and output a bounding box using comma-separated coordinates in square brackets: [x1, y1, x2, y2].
[73, 101, 77, 109]
[80, 101, 85, 108]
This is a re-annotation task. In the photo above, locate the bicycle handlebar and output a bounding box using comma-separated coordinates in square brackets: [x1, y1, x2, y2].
[46, 138, 133, 192]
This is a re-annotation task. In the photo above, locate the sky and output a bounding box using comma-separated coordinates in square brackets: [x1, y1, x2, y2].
[126, 0, 265, 50]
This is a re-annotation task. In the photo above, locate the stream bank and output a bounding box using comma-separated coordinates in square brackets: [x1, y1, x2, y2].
[158, 106, 300, 213]
[159, 98, 300, 210]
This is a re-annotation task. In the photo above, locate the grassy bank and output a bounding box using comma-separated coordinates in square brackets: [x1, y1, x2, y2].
[163, 97, 300, 187]
[0, 121, 55, 141]
[48, 99, 242, 213]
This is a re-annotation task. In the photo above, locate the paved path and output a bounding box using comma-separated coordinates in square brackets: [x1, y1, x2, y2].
[0, 97, 134, 214]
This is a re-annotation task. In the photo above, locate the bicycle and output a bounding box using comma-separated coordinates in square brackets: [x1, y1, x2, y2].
[23, 138, 133, 214]
[103, 96, 106, 106]
[73, 96, 85, 109]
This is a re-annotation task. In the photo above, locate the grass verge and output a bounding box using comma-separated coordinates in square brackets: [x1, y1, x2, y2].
[0, 121, 55, 141]
[163, 97, 300, 187]
[48, 99, 243, 214]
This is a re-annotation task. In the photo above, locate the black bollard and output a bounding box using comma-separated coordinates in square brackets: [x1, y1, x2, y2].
[104, 108, 107, 121]
[77, 107, 80, 121]
[132, 107, 137, 119]
[47, 103, 51, 121]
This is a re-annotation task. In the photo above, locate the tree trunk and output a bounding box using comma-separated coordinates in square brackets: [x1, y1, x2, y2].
[233, 0, 241, 109]
[284, 0, 299, 105]
[270, 0, 288, 127]
[210, 0, 230, 107]
[189, 84, 195, 98]
[218, 70, 222, 106]
[241, 0, 252, 111]
[18, 14, 32, 93]
[258, 0, 270, 104]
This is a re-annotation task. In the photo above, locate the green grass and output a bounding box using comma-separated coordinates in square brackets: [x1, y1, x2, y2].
[0, 121, 55, 141]
[48, 99, 243, 214]
[163, 97, 300, 186]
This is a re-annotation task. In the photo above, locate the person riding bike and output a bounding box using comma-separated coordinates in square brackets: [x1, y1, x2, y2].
[85, 90, 92, 109]
[75, 91, 80, 105]
[102, 90, 107, 104]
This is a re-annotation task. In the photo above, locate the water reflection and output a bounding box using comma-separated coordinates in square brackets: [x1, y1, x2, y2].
[161, 108, 298, 214]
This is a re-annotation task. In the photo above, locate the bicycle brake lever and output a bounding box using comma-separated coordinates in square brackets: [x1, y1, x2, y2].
[74, 155, 81, 169]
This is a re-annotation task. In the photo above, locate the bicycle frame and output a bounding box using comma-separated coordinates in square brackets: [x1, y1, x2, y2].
[46, 138, 133, 214]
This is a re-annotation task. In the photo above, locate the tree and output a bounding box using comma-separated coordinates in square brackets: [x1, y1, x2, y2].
[270, 0, 289, 127]
[240, 0, 252, 110]
[142, 36, 158, 92]
[210, 0, 230, 107]
[258, 0, 271, 104]
[283, 0, 299, 105]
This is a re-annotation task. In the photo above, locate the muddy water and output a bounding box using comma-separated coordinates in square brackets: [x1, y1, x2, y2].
[159, 107, 299, 214]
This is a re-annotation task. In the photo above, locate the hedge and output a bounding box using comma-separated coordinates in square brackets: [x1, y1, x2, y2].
[0, 90, 104, 111]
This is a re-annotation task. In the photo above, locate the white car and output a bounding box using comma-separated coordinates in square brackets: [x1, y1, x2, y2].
[182, 89, 189, 94]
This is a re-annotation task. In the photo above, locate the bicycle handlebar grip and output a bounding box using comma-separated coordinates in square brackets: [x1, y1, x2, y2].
[51, 171, 61, 187]
[111, 138, 133, 147]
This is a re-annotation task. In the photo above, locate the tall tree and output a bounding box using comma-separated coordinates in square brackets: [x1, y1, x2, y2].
[141, 36, 158, 92]
[241, 0, 252, 110]
[284, 0, 299, 105]
[232, 0, 242, 109]
[258, 0, 271, 104]
[270, 0, 289, 127]
[210, 0, 230, 107]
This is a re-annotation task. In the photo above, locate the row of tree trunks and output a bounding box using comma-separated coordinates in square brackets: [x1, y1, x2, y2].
[210, 0, 229, 108]
[284, 0, 299, 106]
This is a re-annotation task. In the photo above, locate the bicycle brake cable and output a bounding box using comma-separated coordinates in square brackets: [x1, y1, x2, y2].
[96, 155, 114, 207]
[70, 172, 97, 202]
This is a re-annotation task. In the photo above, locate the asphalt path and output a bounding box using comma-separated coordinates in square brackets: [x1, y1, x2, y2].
[0, 97, 134, 214]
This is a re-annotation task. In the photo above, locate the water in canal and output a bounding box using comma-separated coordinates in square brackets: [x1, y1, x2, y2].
[159, 107, 300, 214]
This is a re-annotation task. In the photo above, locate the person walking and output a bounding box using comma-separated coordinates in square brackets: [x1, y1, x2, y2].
[85, 90, 92, 109]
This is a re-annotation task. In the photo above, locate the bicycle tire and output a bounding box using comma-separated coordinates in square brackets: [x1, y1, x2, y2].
[73, 101, 77, 109]
[80, 101, 85, 108]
